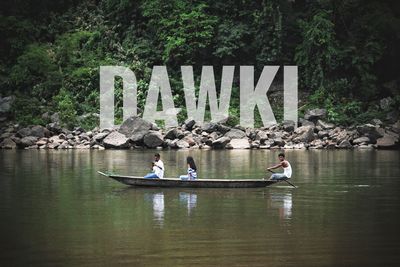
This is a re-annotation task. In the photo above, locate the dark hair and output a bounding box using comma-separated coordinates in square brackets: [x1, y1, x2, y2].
[186, 156, 197, 171]
[278, 153, 285, 158]
[154, 153, 160, 158]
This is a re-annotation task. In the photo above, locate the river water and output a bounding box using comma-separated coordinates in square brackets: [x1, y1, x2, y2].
[0, 149, 399, 266]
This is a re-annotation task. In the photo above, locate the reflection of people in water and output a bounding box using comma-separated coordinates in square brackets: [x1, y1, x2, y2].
[144, 192, 164, 226]
[179, 156, 197, 180]
[179, 192, 197, 215]
[270, 193, 292, 220]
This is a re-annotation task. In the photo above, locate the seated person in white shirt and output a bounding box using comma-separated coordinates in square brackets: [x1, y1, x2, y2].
[144, 153, 164, 179]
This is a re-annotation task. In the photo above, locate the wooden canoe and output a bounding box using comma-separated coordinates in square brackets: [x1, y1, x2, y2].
[98, 171, 278, 188]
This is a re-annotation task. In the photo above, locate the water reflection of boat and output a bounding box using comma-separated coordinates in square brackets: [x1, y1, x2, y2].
[270, 193, 292, 219]
[98, 171, 277, 188]
[179, 192, 197, 215]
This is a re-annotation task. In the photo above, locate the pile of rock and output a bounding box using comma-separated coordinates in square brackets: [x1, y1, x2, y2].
[0, 109, 399, 150]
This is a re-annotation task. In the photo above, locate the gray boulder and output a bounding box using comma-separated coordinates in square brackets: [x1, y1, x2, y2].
[217, 124, 231, 134]
[318, 130, 329, 138]
[304, 108, 326, 122]
[376, 134, 398, 148]
[282, 120, 295, 132]
[224, 129, 246, 139]
[293, 126, 315, 143]
[19, 136, 38, 147]
[273, 137, 286, 147]
[353, 136, 371, 145]
[119, 116, 152, 142]
[255, 131, 269, 143]
[176, 139, 190, 149]
[338, 140, 352, 149]
[103, 131, 129, 149]
[212, 136, 230, 149]
[164, 128, 184, 140]
[184, 119, 196, 131]
[0, 138, 16, 149]
[316, 120, 335, 130]
[356, 124, 383, 141]
[16, 127, 32, 138]
[227, 139, 250, 149]
[370, 119, 383, 126]
[46, 122, 62, 134]
[299, 118, 315, 127]
[30, 125, 50, 138]
[202, 122, 218, 133]
[143, 131, 164, 148]
[93, 132, 109, 142]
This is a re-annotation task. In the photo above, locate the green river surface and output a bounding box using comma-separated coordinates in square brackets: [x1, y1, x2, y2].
[0, 149, 399, 266]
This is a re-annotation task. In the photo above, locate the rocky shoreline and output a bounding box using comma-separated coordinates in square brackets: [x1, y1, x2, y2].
[0, 109, 399, 150]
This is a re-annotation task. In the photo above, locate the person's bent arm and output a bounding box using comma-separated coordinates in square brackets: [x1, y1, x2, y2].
[267, 163, 283, 171]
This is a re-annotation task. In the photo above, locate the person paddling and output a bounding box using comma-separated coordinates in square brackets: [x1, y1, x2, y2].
[144, 153, 164, 179]
[267, 153, 292, 181]
[179, 156, 197, 180]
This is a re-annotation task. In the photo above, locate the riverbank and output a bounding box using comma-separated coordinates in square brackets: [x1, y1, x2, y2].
[1, 108, 399, 150]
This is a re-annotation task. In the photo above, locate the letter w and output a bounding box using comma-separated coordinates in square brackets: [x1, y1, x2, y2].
[181, 66, 234, 125]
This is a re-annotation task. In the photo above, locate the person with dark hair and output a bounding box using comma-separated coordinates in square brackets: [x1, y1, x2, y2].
[179, 156, 198, 180]
[144, 153, 164, 179]
[267, 152, 292, 180]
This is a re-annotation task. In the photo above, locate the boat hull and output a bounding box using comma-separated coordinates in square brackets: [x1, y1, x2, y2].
[98, 171, 277, 188]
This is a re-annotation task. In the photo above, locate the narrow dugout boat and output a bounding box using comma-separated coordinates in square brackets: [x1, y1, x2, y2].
[98, 171, 278, 188]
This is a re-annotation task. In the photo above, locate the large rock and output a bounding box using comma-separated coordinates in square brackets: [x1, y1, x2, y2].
[282, 120, 295, 132]
[217, 124, 231, 134]
[176, 139, 190, 149]
[0, 96, 14, 114]
[293, 126, 315, 143]
[356, 124, 383, 141]
[299, 118, 315, 127]
[212, 136, 230, 149]
[16, 127, 32, 138]
[202, 122, 219, 133]
[227, 139, 250, 149]
[103, 131, 129, 148]
[19, 136, 38, 147]
[184, 119, 196, 131]
[273, 137, 286, 147]
[224, 129, 246, 139]
[255, 131, 269, 143]
[93, 132, 109, 142]
[316, 120, 335, 130]
[143, 131, 164, 148]
[119, 116, 152, 142]
[46, 122, 62, 134]
[0, 138, 16, 149]
[164, 128, 184, 140]
[353, 136, 371, 145]
[304, 108, 326, 122]
[30, 125, 50, 138]
[376, 134, 398, 148]
[338, 140, 352, 149]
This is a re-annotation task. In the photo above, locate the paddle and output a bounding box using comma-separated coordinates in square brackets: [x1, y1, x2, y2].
[268, 170, 297, 188]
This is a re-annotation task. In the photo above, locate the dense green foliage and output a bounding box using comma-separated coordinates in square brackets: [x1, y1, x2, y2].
[1, 0, 399, 128]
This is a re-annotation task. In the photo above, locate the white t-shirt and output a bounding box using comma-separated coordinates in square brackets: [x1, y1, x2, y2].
[283, 161, 292, 178]
[153, 160, 164, 179]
